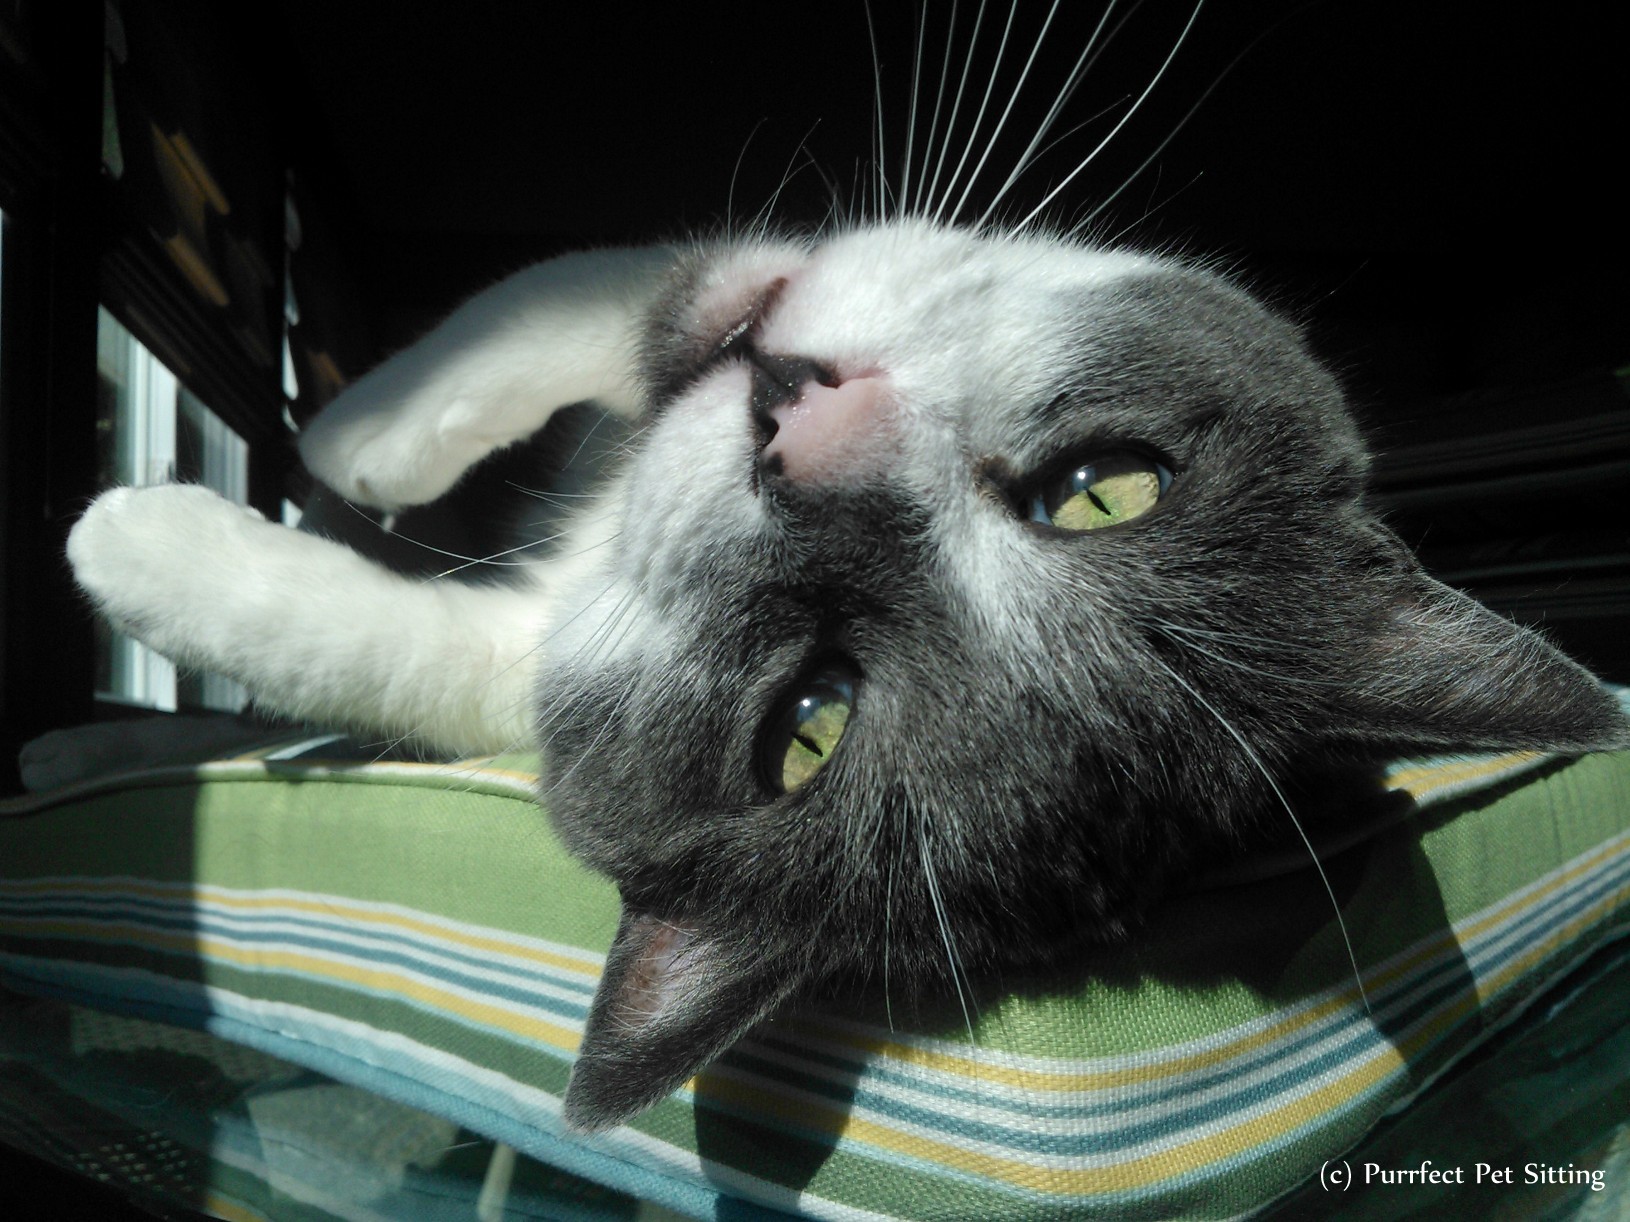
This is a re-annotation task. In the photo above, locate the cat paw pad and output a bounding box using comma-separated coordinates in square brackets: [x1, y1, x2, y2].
[68, 485, 265, 621]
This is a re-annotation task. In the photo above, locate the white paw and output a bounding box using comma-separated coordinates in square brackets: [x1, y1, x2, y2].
[68, 485, 265, 637]
[298, 393, 495, 511]
[19, 723, 142, 791]
[18, 725, 105, 791]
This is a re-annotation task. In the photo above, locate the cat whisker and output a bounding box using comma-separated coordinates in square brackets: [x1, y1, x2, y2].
[563, 579, 646, 671]
[918, 815, 980, 1047]
[945, 0, 1065, 227]
[562, 529, 627, 565]
[931, 0, 1018, 225]
[727, 116, 771, 236]
[506, 413, 627, 494]
[899, 0, 930, 217]
[817, 171, 851, 237]
[882, 811, 909, 1034]
[1150, 619, 1331, 653]
[846, 157, 877, 232]
[746, 121, 828, 241]
[1150, 654, 1373, 1014]
[334, 495, 556, 574]
[526, 583, 635, 741]
[993, 96, 1138, 228]
[921, 0, 988, 221]
[505, 485, 603, 502]
[353, 614, 554, 766]
[1012, 0, 1206, 234]
[1149, 620, 1339, 687]
[478, 640, 560, 740]
[428, 535, 573, 581]
[1093, 164, 1205, 248]
[540, 674, 639, 797]
[1073, 5, 1291, 236]
[536, 594, 644, 785]
[904, 0, 962, 220]
[862, 0, 888, 222]
[974, 0, 1125, 231]
[803, 147, 847, 230]
[548, 582, 636, 679]
[603, 423, 653, 462]
[562, 405, 624, 469]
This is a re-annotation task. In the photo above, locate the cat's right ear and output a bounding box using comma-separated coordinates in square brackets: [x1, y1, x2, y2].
[562, 907, 807, 1132]
[1336, 563, 1630, 755]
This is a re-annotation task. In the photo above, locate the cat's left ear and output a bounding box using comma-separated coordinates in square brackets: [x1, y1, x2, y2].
[1337, 563, 1630, 754]
[562, 906, 808, 1132]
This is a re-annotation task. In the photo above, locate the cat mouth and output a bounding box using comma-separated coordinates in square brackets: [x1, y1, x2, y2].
[706, 283, 896, 489]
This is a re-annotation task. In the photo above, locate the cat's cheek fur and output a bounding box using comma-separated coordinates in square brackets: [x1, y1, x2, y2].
[617, 366, 769, 602]
[937, 508, 1070, 655]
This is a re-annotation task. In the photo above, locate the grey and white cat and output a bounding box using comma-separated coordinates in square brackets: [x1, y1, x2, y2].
[68, 222, 1630, 1128]
[65, 31, 1630, 1129]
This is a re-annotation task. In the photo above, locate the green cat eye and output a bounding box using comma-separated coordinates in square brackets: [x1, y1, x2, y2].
[1028, 453, 1172, 531]
[763, 662, 859, 794]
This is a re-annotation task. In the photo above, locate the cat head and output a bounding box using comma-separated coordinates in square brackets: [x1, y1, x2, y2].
[539, 221, 1628, 1129]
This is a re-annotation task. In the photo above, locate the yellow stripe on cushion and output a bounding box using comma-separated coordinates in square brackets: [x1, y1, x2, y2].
[0, 877, 602, 978]
[8, 916, 585, 1053]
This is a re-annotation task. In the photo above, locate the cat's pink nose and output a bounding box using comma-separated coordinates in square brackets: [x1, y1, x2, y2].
[760, 373, 896, 484]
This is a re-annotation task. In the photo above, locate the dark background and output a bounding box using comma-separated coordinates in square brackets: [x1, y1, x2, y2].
[270, 0, 1627, 399]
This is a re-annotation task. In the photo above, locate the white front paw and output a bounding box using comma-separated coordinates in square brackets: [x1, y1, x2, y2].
[298, 394, 494, 511]
[68, 485, 265, 638]
[20, 723, 137, 791]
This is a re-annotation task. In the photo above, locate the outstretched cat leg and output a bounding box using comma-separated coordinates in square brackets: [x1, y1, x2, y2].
[68, 484, 549, 756]
[298, 245, 675, 511]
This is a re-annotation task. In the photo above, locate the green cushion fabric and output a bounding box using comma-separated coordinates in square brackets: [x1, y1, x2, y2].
[3, 713, 1629, 1218]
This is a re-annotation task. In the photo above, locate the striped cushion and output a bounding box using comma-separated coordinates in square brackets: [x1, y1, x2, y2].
[3, 714, 1629, 1218]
